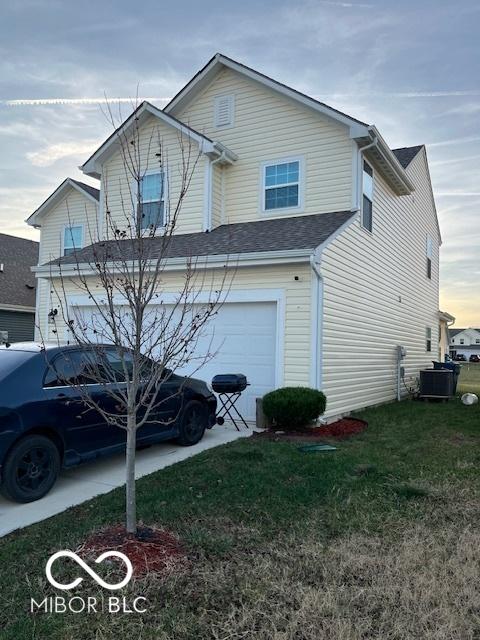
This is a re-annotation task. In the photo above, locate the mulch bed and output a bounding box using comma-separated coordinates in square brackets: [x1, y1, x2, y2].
[79, 524, 188, 577]
[253, 417, 367, 441]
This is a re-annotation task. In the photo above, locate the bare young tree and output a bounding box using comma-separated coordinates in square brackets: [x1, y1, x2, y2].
[42, 100, 233, 534]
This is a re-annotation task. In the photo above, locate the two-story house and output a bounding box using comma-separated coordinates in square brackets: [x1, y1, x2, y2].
[27, 53, 441, 419]
[449, 328, 480, 358]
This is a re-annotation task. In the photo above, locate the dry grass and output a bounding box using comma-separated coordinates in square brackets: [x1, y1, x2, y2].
[137, 484, 480, 640]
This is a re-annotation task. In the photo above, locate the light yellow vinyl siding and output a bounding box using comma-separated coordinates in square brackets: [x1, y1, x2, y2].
[38, 189, 98, 264]
[321, 148, 439, 416]
[178, 67, 353, 225]
[102, 115, 205, 236]
[43, 264, 312, 387]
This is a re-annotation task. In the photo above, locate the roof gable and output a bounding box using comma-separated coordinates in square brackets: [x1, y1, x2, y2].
[451, 327, 480, 339]
[165, 53, 369, 133]
[165, 53, 415, 196]
[26, 178, 99, 228]
[80, 101, 236, 179]
[403, 146, 442, 244]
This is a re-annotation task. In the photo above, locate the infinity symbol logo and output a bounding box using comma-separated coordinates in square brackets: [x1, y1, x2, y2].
[46, 550, 133, 591]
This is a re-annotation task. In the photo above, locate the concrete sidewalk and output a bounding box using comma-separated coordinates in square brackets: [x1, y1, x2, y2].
[0, 424, 250, 538]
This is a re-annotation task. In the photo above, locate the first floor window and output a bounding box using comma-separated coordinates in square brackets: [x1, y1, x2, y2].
[362, 160, 373, 232]
[138, 172, 164, 229]
[426, 327, 432, 352]
[264, 160, 300, 211]
[63, 225, 83, 256]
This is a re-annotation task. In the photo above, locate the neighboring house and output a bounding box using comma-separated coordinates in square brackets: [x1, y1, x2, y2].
[27, 53, 441, 419]
[438, 310, 455, 361]
[449, 327, 480, 357]
[0, 233, 39, 343]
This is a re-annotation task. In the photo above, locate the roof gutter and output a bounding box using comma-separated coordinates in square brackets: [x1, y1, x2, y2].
[367, 126, 415, 193]
[32, 248, 312, 278]
[351, 125, 415, 195]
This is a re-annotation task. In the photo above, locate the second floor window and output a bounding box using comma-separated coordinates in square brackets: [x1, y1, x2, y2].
[63, 225, 83, 256]
[263, 160, 300, 211]
[426, 235, 433, 279]
[138, 172, 164, 229]
[426, 327, 432, 352]
[362, 160, 374, 232]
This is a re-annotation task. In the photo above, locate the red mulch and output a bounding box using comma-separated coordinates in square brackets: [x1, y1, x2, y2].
[253, 417, 367, 441]
[79, 524, 188, 577]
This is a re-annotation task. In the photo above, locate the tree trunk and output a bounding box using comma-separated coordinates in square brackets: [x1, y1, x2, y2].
[125, 415, 137, 535]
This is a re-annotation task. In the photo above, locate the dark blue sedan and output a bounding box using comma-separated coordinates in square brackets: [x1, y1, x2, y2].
[0, 343, 217, 503]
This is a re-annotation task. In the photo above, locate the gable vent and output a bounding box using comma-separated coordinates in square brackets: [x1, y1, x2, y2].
[214, 94, 234, 129]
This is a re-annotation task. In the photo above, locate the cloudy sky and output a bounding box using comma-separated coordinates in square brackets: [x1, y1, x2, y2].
[1, 0, 478, 325]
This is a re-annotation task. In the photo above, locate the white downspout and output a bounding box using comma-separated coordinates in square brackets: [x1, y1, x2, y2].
[204, 151, 226, 231]
[310, 250, 323, 391]
[356, 136, 378, 209]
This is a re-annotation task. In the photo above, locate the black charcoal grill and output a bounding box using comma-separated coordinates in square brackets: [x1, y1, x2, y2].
[212, 374, 249, 430]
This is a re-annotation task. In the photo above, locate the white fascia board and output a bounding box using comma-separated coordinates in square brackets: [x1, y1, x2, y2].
[367, 126, 415, 193]
[32, 248, 312, 278]
[26, 178, 99, 227]
[165, 54, 368, 136]
[0, 303, 36, 313]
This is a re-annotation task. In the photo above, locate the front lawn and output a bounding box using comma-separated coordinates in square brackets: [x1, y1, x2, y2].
[1, 399, 479, 639]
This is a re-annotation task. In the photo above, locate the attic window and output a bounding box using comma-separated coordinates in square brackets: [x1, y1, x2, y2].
[214, 95, 234, 129]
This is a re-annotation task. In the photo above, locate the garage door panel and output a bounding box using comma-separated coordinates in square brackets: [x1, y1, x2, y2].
[73, 300, 278, 421]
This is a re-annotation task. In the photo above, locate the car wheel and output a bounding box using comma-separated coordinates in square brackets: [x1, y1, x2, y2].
[1, 435, 60, 503]
[176, 400, 208, 446]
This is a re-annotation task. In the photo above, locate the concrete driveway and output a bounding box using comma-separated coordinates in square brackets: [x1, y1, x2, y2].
[0, 424, 250, 538]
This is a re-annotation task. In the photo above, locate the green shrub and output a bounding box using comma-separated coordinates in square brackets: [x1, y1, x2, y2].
[262, 387, 327, 430]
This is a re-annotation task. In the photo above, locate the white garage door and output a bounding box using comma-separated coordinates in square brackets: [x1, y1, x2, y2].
[73, 301, 277, 421]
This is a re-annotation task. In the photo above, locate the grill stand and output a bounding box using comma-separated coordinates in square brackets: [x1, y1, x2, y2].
[216, 392, 250, 431]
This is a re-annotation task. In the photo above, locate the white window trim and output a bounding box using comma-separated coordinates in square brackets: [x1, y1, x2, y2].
[132, 169, 168, 235]
[61, 223, 84, 257]
[426, 326, 432, 352]
[259, 155, 305, 215]
[214, 94, 235, 129]
[360, 159, 374, 234]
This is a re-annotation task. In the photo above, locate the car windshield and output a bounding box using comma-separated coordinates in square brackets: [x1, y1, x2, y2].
[0, 350, 36, 382]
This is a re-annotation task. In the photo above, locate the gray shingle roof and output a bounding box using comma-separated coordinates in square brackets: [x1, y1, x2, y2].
[391, 146, 424, 168]
[70, 179, 100, 201]
[0, 234, 39, 307]
[449, 328, 465, 338]
[50, 210, 355, 266]
[450, 328, 480, 338]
